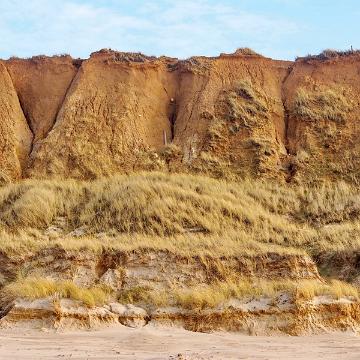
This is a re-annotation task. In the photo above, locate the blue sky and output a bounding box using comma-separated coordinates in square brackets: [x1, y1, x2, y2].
[0, 0, 359, 60]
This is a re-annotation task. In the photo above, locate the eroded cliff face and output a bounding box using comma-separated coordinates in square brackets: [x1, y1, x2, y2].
[0, 62, 32, 181]
[1, 50, 360, 182]
[1, 248, 359, 335]
[27, 51, 179, 178]
[283, 55, 360, 182]
[173, 54, 290, 178]
[6, 55, 80, 144]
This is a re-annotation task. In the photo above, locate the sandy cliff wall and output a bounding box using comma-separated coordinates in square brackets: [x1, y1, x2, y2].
[1, 248, 360, 336]
[0, 62, 32, 181]
[26, 51, 178, 178]
[6, 55, 79, 144]
[173, 55, 290, 178]
[283, 55, 360, 182]
[1, 50, 360, 182]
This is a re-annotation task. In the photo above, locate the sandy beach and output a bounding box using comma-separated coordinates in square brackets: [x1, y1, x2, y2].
[0, 325, 359, 360]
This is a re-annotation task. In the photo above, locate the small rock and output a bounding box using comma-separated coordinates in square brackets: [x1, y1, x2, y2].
[67, 226, 87, 237]
[109, 303, 148, 328]
[99, 269, 123, 290]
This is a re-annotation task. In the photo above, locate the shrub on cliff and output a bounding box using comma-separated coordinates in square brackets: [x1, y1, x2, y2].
[227, 80, 268, 127]
[293, 86, 352, 123]
[297, 48, 360, 61]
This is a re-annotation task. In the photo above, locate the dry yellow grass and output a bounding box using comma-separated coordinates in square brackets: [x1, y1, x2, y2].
[298, 49, 360, 61]
[4, 276, 358, 311]
[227, 80, 268, 127]
[173, 279, 359, 309]
[234, 48, 262, 56]
[0, 229, 305, 258]
[113, 278, 359, 310]
[1, 173, 360, 310]
[8, 275, 356, 312]
[293, 279, 359, 300]
[2, 277, 112, 307]
[1, 173, 360, 257]
[294, 86, 353, 123]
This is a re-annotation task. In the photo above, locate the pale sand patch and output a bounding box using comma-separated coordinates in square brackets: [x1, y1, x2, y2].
[0, 325, 360, 360]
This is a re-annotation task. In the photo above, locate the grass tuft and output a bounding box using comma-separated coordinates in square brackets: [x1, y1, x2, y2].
[294, 86, 352, 123]
[3, 277, 112, 307]
[226, 80, 268, 127]
[297, 49, 360, 61]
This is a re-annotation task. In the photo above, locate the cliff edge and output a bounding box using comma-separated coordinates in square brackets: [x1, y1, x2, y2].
[1, 49, 360, 182]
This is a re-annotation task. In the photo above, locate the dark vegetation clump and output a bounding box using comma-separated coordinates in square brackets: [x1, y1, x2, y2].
[297, 49, 360, 62]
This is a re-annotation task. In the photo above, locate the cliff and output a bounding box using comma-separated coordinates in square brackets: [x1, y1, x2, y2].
[1, 49, 360, 182]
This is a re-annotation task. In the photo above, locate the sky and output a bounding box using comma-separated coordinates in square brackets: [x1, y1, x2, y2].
[0, 0, 359, 60]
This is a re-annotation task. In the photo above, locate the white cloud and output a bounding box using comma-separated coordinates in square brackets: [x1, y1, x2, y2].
[0, 0, 301, 59]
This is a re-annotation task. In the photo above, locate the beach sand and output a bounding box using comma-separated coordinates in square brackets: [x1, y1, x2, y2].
[0, 325, 359, 359]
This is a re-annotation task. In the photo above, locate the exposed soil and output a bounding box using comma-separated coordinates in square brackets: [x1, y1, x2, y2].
[6, 55, 79, 145]
[1, 50, 360, 181]
[1, 247, 360, 336]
